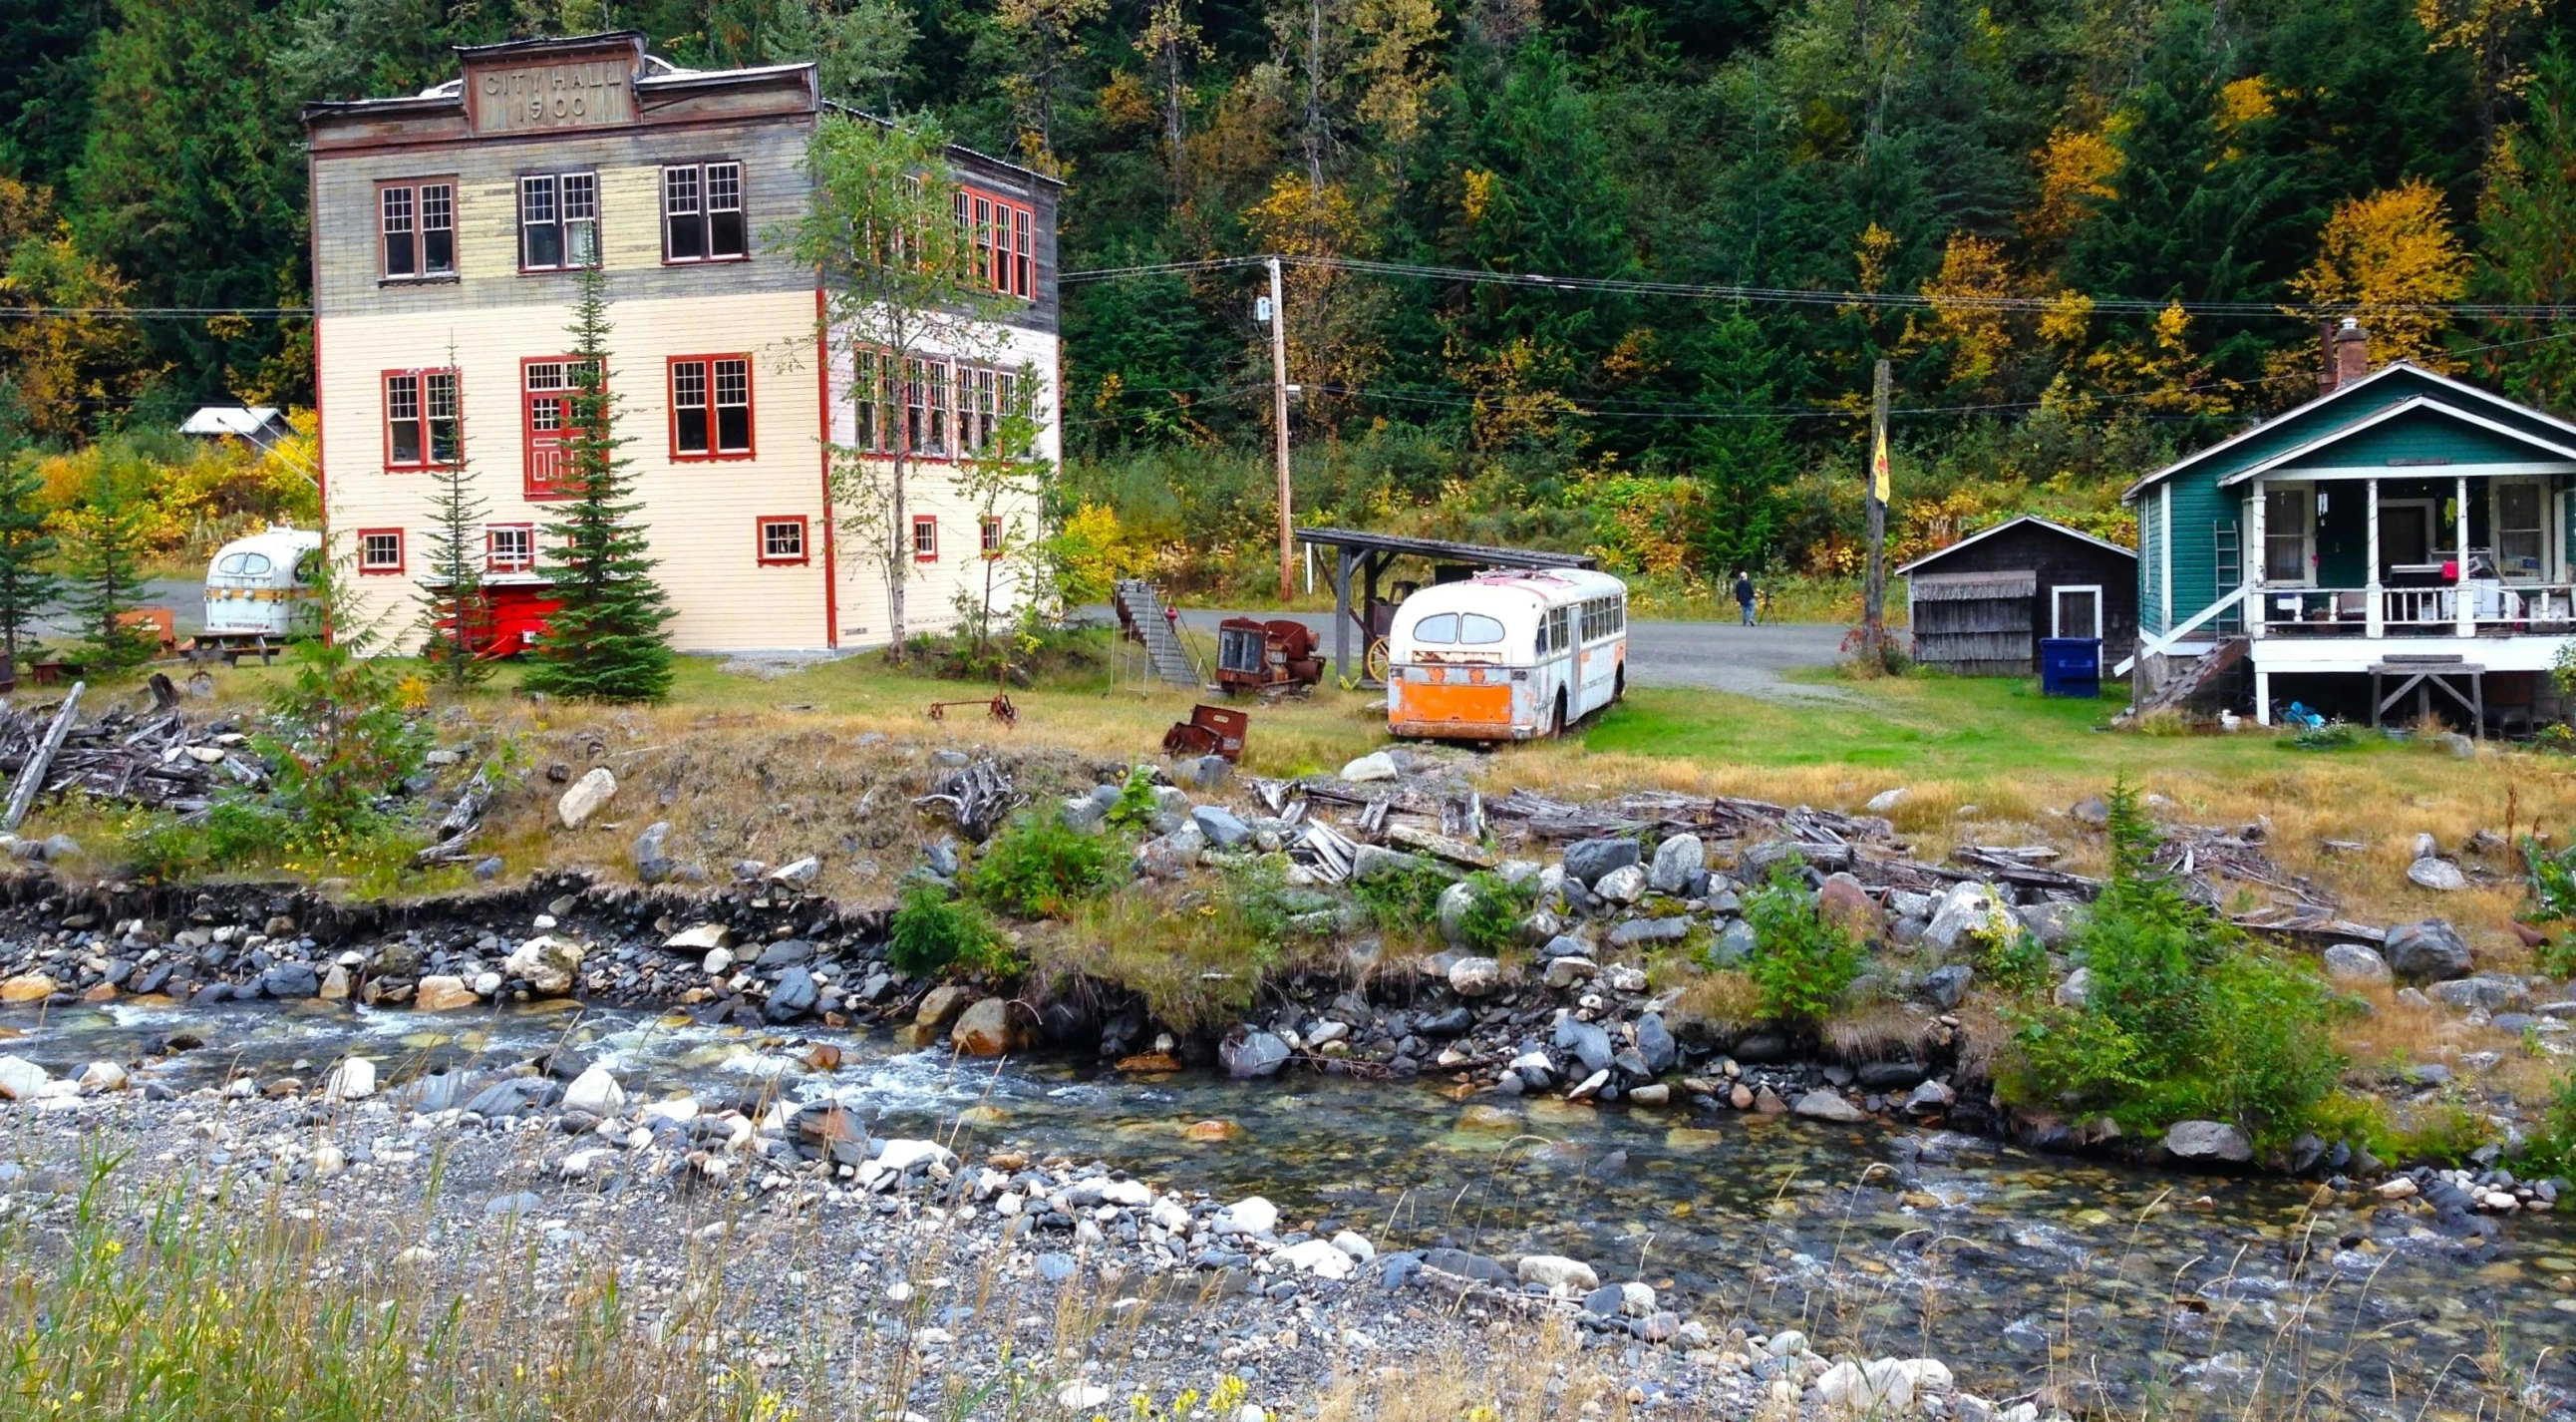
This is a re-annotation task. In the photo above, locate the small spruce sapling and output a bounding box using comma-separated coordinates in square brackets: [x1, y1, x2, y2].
[0, 380, 57, 668]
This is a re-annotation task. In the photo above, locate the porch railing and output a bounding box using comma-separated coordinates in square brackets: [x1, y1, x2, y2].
[2257, 583, 2576, 635]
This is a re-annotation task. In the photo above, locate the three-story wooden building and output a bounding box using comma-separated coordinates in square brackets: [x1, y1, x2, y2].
[302, 32, 1062, 654]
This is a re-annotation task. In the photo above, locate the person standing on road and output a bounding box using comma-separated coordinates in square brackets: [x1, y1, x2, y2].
[1734, 570, 1757, 626]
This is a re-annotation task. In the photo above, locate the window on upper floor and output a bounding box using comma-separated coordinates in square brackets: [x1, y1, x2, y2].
[955, 186, 1035, 299]
[384, 368, 460, 468]
[519, 172, 599, 270]
[670, 355, 754, 459]
[381, 180, 456, 280]
[663, 161, 748, 263]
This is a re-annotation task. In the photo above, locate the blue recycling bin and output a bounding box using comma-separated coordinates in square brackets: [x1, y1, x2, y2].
[2039, 637, 2102, 698]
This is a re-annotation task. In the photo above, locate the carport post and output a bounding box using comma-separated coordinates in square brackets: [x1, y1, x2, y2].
[1334, 545, 1355, 681]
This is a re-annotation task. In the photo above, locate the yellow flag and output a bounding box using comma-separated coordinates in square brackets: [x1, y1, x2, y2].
[1871, 427, 1891, 504]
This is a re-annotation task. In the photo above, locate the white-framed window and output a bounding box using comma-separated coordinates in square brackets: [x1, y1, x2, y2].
[980, 515, 1003, 557]
[380, 179, 456, 279]
[486, 524, 535, 571]
[2496, 481, 2548, 581]
[2263, 486, 2314, 584]
[2052, 584, 2104, 639]
[519, 172, 598, 270]
[663, 161, 747, 262]
[912, 515, 938, 561]
[758, 516, 807, 564]
[357, 529, 405, 574]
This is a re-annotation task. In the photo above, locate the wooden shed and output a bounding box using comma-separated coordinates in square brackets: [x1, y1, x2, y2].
[1896, 516, 2138, 676]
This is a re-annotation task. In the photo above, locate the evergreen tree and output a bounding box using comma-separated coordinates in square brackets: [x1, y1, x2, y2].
[63, 453, 152, 671]
[0, 380, 55, 666]
[2478, 44, 2576, 413]
[523, 264, 674, 703]
[414, 353, 491, 687]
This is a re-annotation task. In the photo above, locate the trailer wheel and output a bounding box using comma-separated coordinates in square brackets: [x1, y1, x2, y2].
[1550, 688, 1567, 738]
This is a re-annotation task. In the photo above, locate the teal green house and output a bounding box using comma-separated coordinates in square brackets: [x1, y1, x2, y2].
[2122, 323, 2576, 730]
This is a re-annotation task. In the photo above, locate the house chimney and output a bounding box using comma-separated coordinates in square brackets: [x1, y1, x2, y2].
[2331, 317, 2371, 389]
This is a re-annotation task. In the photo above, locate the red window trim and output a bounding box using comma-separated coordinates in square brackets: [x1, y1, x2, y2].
[912, 514, 939, 562]
[668, 353, 757, 462]
[980, 515, 1003, 558]
[756, 515, 810, 565]
[520, 354, 600, 501]
[376, 177, 460, 283]
[955, 184, 1037, 301]
[356, 528, 406, 575]
[485, 522, 536, 572]
[381, 367, 460, 472]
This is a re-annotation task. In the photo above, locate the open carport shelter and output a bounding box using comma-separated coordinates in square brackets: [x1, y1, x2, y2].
[1896, 516, 2138, 676]
[1293, 528, 1598, 684]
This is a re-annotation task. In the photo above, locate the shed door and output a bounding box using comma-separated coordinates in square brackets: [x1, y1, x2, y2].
[2052, 585, 2102, 639]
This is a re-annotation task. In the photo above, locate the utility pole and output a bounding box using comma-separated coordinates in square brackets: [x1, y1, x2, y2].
[1863, 358, 1891, 664]
[1266, 256, 1293, 605]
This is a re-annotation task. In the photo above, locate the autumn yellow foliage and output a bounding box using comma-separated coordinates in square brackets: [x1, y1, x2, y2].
[2289, 177, 2471, 370]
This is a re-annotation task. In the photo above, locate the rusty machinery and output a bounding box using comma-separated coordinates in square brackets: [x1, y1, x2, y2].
[1213, 617, 1324, 695]
[1161, 702, 1249, 761]
[927, 662, 1021, 727]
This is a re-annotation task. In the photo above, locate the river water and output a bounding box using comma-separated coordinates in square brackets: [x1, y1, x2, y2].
[6, 997, 2573, 1417]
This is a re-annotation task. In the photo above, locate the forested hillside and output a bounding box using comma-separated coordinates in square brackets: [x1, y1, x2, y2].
[4, 0, 2574, 595]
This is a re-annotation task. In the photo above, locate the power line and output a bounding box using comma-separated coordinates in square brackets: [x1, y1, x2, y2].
[0, 306, 313, 320]
[1064, 251, 2576, 321]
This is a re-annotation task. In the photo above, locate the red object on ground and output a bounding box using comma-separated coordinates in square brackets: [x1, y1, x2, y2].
[482, 585, 561, 656]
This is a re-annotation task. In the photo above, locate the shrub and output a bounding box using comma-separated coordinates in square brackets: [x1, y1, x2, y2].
[2510, 1069, 2576, 1179]
[2518, 835, 2576, 978]
[1104, 765, 1160, 833]
[1996, 782, 2350, 1145]
[2393, 1100, 2501, 1168]
[1353, 862, 1454, 933]
[887, 883, 1015, 978]
[1055, 857, 1304, 1032]
[968, 811, 1112, 918]
[1453, 871, 1534, 954]
[1741, 862, 1866, 1025]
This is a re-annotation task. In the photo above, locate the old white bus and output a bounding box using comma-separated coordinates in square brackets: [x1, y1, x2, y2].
[1386, 568, 1628, 740]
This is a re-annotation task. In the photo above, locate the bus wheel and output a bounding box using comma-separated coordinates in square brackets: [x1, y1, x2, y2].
[1613, 666, 1626, 702]
[1550, 688, 1567, 738]
[1364, 637, 1392, 682]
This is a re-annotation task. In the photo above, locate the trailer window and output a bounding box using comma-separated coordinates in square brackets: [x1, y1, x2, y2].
[217, 552, 272, 577]
[1411, 612, 1457, 644]
[1457, 613, 1505, 644]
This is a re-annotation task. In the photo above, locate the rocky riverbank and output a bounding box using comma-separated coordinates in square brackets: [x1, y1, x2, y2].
[0, 744, 2568, 1219]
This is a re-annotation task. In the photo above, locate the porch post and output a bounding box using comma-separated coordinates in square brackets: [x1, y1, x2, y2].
[2366, 479, 2384, 638]
[2254, 666, 2272, 725]
[2455, 473, 2474, 636]
[2246, 482, 2266, 641]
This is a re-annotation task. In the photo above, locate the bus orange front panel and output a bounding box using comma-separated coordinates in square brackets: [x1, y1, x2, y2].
[1390, 679, 1517, 738]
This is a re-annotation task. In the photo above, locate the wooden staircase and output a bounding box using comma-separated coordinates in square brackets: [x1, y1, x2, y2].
[1113, 579, 1202, 687]
[2122, 636, 2248, 720]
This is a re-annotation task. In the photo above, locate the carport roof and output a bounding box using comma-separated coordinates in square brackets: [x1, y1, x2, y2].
[1292, 527, 1597, 569]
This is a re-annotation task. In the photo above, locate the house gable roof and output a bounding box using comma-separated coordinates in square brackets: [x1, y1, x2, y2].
[2120, 362, 2576, 503]
[1893, 515, 2136, 577]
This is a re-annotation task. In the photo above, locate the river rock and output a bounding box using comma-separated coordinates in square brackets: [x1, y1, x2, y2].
[764, 967, 817, 1022]
[1635, 1014, 1677, 1074]
[76, 1061, 127, 1092]
[1563, 838, 1641, 887]
[630, 821, 674, 885]
[503, 934, 585, 996]
[262, 962, 319, 998]
[1905, 1079, 1957, 1111]
[1543, 952, 1598, 988]
[1437, 880, 1477, 944]
[767, 856, 821, 889]
[323, 1056, 377, 1103]
[1449, 956, 1502, 997]
[1705, 918, 1757, 967]
[2017, 898, 2087, 948]
[2385, 919, 2473, 982]
[2428, 974, 2527, 1012]
[915, 983, 972, 1028]
[1219, 1196, 1280, 1235]
[563, 1066, 625, 1116]
[2163, 1119, 2253, 1164]
[1919, 963, 1973, 1009]
[2054, 966, 2093, 1008]
[951, 997, 1027, 1056]
[1191, 805, 1250, 849]
[1649, 834, 1705, 894]
[2408, 858, 2467, 892]
[665, 922, 731, 952]
[1516, 1254, 1599, 1291]
[1793, 1090, 1867, 1123]
[416, 975, 478, 1012]
[1340, 752, 1399, 782]
[1134, 822, 1206, 879]
[1277, 1239, 1356, 1279]
[1, 972, 57, 1004]
[1607, 916, 1690, 948]
[1817, 873, 1880, 941]
[1922, 881, 2004, 954]
[1554, 1016, 1614, 1074]
[1866, 787, 1911, 814]
[557, 767, 617, 829]
[1222, 1029, 1291, 1078]
[1593, 864, 1648, 904]
[2323, 942, 2391, 984]
[0, 1055, 49, 1101]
